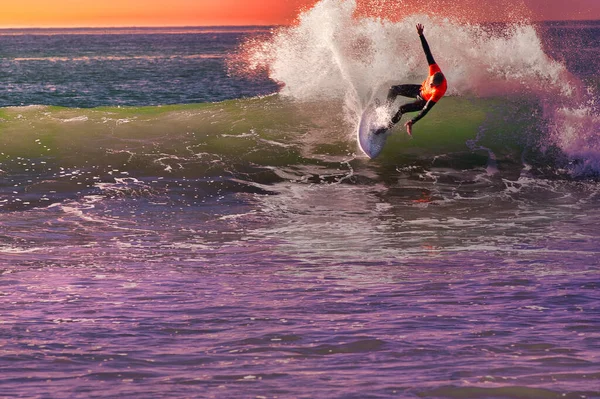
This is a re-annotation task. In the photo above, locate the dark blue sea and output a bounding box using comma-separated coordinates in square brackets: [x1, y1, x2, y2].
[0, 26, 279, 108]
[0, 4, 599, 399]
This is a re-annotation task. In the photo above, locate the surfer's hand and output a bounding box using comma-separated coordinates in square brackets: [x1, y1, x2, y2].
[416, 24, 424, 36]
[405, 120, 413, 136]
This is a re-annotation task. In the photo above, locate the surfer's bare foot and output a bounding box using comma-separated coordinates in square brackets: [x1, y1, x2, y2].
[405, 120, 413, 136]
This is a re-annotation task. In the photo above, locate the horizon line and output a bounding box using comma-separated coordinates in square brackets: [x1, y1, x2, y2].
[0, 18, 599, 30]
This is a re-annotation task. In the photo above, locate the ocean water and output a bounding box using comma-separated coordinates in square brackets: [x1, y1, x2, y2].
[1, 2, 599, 399]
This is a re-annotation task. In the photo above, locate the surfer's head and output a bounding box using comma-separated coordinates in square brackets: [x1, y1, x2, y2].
[431, 72, 445, 87]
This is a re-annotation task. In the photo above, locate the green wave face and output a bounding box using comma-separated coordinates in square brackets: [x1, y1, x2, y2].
[0, 95, 558, 212]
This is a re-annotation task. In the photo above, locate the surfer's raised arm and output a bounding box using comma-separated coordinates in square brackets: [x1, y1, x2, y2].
[416, 23, 436, 66]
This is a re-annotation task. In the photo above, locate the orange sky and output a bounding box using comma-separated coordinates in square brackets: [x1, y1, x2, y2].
[1, 0, 599, 28]
[0, 0, 314, 27]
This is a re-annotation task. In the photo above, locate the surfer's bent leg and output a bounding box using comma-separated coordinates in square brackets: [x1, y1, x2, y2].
[387, 84, 421, 106]
[387, 85, 422, 126]
[390, 99, 426, 125]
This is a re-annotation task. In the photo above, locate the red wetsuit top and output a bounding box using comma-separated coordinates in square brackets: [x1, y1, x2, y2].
[420, 63, 447, 102]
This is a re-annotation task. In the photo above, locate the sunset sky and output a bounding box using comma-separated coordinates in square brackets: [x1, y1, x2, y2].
[1, 0, 599, 28]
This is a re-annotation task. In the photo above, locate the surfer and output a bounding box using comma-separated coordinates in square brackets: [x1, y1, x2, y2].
[383, 23, 447, 136]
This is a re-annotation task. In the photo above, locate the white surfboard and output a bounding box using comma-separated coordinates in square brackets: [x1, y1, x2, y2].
[357, 99, 392, 159]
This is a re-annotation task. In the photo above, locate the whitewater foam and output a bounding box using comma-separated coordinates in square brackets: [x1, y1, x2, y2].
[244, 0, 573, 100]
